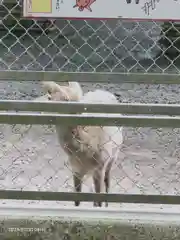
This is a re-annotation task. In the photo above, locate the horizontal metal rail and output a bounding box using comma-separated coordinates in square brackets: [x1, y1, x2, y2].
[0, 112, 180, 127]
[1, 70, 180, 84]
[1, 100, 180, 115]
[0, 190, 180, 205]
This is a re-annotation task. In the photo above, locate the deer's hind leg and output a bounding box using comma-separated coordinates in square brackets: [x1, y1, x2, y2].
[93, 165, 106, 207]
[93, 169, 102, 207]
[73, 172, 83, 206]
[104, 161, 113, 207]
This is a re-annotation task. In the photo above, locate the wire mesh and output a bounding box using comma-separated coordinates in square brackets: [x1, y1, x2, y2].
[0, 90, 180, 205]
[1, 0, 180, 208]
[1, 0, 180, 75]
[1, 117, 180, 202]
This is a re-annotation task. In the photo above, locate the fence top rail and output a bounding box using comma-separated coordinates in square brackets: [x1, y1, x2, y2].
[0, 111, 180, 127]
[0, 70, 180, 84]
[1, 100, 180, 116]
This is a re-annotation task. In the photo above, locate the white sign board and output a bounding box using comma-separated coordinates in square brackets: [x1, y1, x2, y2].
[23, 0, 180, 21]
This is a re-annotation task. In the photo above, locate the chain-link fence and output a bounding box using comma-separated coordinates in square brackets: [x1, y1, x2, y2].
[0, 0, 180, 77]
[1, 104, 180, 206]
[1, 0, 180, 211]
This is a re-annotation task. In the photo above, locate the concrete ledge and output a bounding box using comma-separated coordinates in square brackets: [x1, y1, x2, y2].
[0, 204, 180, 239]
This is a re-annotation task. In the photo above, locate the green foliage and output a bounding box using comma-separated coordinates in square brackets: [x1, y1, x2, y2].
[1, 219, 180, 240]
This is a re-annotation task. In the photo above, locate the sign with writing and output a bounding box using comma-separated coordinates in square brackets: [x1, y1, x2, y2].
[23, 0, 180, 20]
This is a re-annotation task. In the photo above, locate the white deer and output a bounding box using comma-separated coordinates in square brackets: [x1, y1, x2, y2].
[42, 81, 123, 207]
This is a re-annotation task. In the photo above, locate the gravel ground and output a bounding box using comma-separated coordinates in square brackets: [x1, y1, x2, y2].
[0, 20, 180, 208]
